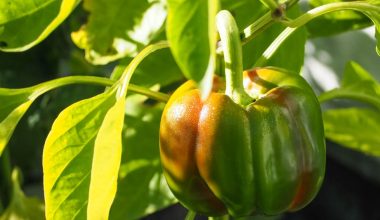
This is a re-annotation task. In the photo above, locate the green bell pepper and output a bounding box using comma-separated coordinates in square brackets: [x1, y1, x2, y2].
[159, 67, 325, 217]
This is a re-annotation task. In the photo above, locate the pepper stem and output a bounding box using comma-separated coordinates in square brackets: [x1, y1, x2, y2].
[216, 10, 252, 106]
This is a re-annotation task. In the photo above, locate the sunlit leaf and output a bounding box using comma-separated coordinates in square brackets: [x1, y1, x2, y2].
[166, 0, 218, 96]
[324, 108, 380, 156]
[72, 0, 166, 65]
[109, 95, 176, 220]
[43, 88, 124, 219]
[0, 168, 45, 220]
[0, 0, 80, 51]
[87, 98, 125, 219]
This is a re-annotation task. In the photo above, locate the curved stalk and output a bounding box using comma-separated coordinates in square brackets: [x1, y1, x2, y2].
[318, 90, 380, 110]
[254, 1, 379, 67]
[217, 10, 252, 105]
[241, 12, 275, 46]
[117, 42, 169, 99]
[254, 27, 297, 67]
[25, 75, 169, 102]
[281, 1, 380, 28]
[30, 76, 115, 99]
[240, 0, 300, 46]
[128, 84, 169, 102]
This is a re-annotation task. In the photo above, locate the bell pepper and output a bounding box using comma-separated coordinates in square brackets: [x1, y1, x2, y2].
[159, 67, 326, 217]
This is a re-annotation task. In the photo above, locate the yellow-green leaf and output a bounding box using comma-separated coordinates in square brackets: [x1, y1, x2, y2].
[88, 98, 125, 219]
[109, 95, 176, 219]
[43, 88, 124, 219]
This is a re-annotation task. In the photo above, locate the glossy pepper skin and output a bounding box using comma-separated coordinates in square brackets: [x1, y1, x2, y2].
[159, 67, 326, 217]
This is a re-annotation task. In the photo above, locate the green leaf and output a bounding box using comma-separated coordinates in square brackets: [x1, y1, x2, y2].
[323, 108, 380, 156]
[109, 95, 176, 220]
[43, 88, 124, 219]
[0, 0, 80, 51]
[166, 0, 218, 95]
[72, 0, 166, 65]
[0, 169, 45, 220]
[307, 0, 373, 37]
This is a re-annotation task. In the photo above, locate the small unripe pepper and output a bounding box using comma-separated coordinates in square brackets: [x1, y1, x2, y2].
[159, 67, 326, 217]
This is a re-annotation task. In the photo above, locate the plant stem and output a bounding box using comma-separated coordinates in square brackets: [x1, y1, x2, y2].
[239, 0, 300, 46]
[281, 1, 380, 28]
[254, 27, 297, 67]
[241, 12, 275, 46]
[26, 75, 169, 102]
[260, 0, 280, 10]
[128, 84, 170, 102]
[216, 10, 252, 106]
[118, 41, 169, 99]
[0, 148, 12, 210]
[30, 76, 115, 98]
[318, 89, 380, 110]
[254, 1, 380, 67]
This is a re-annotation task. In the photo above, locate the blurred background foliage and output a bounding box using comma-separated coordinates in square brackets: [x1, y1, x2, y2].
[0, 0, 380, 219]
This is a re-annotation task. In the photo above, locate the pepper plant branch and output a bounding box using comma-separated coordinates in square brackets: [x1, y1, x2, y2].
[128, 84, 170, 102]
[260, 0, 280, 11]
[253, 1, 380, 67]
[216, 10, 252, 105]
[117, 41, 169, 99]
[239, 0, 299, 46]
[318, 90, 380, 110]
[22, 75, 169, 102]
[241, 12, 275, 46]
[280, 1, 380, 28]
[254, 27, 296, 67]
